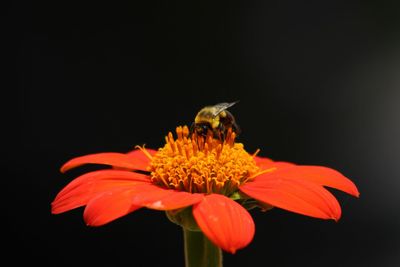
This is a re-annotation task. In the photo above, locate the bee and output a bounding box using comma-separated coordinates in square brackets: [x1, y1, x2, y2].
[190, 101, 240, 140]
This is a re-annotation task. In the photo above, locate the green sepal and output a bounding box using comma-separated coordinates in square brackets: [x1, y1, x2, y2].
[229, 191, 242, 200]
[235, 191, 275, 211]
[166, 207, 201, 232]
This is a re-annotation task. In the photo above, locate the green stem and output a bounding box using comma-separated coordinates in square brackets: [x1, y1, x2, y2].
[183, 229, 223, 267]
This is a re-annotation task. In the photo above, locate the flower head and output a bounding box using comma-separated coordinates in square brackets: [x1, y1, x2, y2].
[150, 126, 259, 195]
[52, 125, 359, 254]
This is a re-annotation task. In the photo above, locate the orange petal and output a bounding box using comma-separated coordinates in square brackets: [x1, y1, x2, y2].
[61, 152, 151, 173]
[192, 194, 255, 254]
[130, 184, 204, 210]
[83, 187, 142, 226]
[240, 177, 342, 220]
[254, 165, 359, 197]
[52, 170, 150, 213]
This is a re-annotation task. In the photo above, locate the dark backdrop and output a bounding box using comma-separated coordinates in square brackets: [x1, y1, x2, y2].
[12, 0, 400, 266]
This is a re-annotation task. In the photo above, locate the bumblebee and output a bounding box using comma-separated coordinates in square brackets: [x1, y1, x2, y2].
[190, 101, 240, 140]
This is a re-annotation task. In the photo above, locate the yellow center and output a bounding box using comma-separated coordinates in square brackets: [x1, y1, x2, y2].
[148, 126, 260, 195]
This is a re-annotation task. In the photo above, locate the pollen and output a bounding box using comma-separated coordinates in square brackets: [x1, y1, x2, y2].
[148, 126, 260, 195]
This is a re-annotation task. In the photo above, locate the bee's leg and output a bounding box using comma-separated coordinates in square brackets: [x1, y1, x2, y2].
[232, 121, 241, 136]
[189, 124, 201, 149]
[189, 122, 195, 136]
[215, 124, 226, 141]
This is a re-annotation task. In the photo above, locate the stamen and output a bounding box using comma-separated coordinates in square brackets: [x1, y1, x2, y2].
[192, 138, 198, 155]
[157, 170, 170, 188]
[216, 144, 222, 160]
[242, 167, 277, 184]
[204, 143, 209, 156]
[197, 134, 204, 150]
[184, 145, 191, 160]
[176, 126, 183, 141]
[252, 148, 260, 157]
[176, 139, 183, 156]
[167, 132, 176, 153]
[135, 145, 153, 160]
[229, 132, 236, 147]
[225, 128, 232, 145]
[182, 125, 189, 137]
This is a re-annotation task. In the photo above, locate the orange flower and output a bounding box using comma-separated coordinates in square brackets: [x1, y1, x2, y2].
[52, 126, 359, 254]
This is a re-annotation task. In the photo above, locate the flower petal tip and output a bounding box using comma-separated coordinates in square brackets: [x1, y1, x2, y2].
[332, 213, 341, 222]
[50, 204, 60, 214]
[344, 181, 360, 198]
[228, 248, 237, 254]
[84, 220, 103, 227]
[60, 164, 68, 173]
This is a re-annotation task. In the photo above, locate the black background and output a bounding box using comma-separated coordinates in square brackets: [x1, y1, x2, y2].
[11, 0, 400, 266]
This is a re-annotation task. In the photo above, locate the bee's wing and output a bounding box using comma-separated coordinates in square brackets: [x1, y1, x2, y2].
[211, 101, 239, 116]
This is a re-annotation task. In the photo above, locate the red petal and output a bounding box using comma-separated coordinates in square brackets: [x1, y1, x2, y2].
[254, 156, 274, 167]
[83, 187, 142, 226]
[52, 170, 150, 214]
[254, 156, 295, 170]
[53, 170, 150, 201]
[130, 184, 204, 210]
[61, 152, 151, 173]
[192, 194, 255, 254]
[126, 148, 157, 157]
[124, 148, 157, 168]
[254, 165, 359, 197]
[240, 177, 342, 220]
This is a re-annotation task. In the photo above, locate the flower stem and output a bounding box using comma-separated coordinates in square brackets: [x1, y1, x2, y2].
[183, 228, 223, 267]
